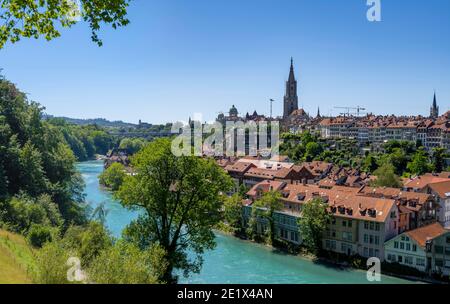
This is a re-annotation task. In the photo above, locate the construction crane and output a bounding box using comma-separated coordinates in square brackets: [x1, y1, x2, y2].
[334, 106, 367, 117]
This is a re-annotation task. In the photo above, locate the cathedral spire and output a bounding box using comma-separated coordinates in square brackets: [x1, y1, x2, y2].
[283, 58, 299, 118]
[288, 57, 296, 82]
[430, 91, 439, 119]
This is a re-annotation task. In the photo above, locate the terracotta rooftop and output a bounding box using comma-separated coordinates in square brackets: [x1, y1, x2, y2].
[428, 180, 450, 199]
[405, 223, 448, 248]
[404, 175, 450, 190]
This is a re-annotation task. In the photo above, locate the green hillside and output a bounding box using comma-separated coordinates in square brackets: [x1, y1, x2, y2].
[0, 230, 34, 284]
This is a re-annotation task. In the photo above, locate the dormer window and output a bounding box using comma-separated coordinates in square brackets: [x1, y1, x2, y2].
[297, 193, 306, 201]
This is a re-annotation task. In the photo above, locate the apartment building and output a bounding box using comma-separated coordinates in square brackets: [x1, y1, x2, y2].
[244, 182, 399, 260]
[385, 223, 450, 276]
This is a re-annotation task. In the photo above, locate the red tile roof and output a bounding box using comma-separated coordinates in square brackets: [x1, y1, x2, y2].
[405, 223, 448, 248]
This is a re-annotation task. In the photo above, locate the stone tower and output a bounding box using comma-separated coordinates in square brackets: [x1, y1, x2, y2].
[430, 92, 439, 119]
[283, 58, 299, 118]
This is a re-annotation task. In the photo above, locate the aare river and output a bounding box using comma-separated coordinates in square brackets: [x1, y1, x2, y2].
[77, 160, 414, 284]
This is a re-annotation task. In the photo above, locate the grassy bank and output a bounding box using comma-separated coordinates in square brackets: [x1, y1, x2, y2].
[0, 230, 35, 284]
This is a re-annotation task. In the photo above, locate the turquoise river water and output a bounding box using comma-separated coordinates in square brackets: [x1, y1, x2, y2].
[77, 160, 414, 284]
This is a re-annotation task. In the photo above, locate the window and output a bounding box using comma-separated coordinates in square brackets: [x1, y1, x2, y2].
[364, 222, 369, 230]
[369, 248, 374, 257]
[405, 257, 413, 265]
[375, 223, 380, 231]
[416, 258, 425, 267]
[364, 247, 369, 256]
[400, 242, 405, 250]
[435, 259, 444, 267]
[348, 220, 353, 228]
[342, 220, 347, 227]
[406, 243, 411, 251]
[394, 241, 399, 249]
[325, 240, 331, 249]
[446, 237, 450, 244]
[374, 249, 379, 257]
[435, 246, 444, 254]
[364, 234, 369, 244]
[412, 244, 417, 252]
[370, 222, 374, 230]
[343, 232, 353, 242]
[375, 236, 380, 245]
[369, 235, 374, 244]
[398, 255, 403, 263]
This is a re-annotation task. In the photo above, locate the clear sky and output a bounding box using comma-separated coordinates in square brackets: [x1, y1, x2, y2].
[0, 0, 449, 124]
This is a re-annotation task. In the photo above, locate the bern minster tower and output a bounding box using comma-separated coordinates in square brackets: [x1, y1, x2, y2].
[283, 58, 299, 118]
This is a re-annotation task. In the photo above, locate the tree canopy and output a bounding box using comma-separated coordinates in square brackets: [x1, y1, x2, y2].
[0, 0, 131, 48]
[116, 138, 233, 283]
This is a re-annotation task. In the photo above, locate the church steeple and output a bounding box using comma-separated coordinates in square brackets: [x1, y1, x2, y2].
[283, 58, 299, 118]
[430, 91, 439, 119]
[317, 107, 321, 118]
[288, 57, 295, 82]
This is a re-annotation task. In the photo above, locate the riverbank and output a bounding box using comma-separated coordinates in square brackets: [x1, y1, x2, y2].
[77, 160, 415, 284]
[213, 227, 432, 284]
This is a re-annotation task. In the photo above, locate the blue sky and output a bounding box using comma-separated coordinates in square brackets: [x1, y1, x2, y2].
[0, 0, 449, 123]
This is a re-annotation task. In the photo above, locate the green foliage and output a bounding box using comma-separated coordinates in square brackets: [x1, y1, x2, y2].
[0, 0, 131, 48]
[99, 162, 126, 191]
[371, 163, 402, 188]
[298, 198, 331, 254]
[304, 142, 323, 162]
[48, 119, 114, 160]
[87, 241, 168, 284]
[407, 147, 432, 176]
[247, 191, 283, 244]
[431, 147, 448, 173]
[27, 224, 55, 248]
[116, 138, 233, 283]
[223, 194, 244, 235]
[362, 153, 378, 173]
[78, 222, 113, 267]
[119, 138, 146, 154]
[1, 195, 63, 234]
[33, 240, 71, 284]
[0, 77, 88, 228]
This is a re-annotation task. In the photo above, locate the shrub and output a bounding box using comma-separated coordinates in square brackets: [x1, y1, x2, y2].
[99, 163, 126, 191]
[27, 224, 54, 248]
[33, 240, 71, 284]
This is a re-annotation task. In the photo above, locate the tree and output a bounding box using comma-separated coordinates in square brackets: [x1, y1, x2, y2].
[99, 162, 126, 191]
[0, 77, 88, 227]
[247, 191, 282, 244]
[0, 0, 131, 49]
[431, 147, 447, 173]
[304, 142, 323, 162]
[116, 138, 232, 283]
[407, 147, 432, 176]
[363, 153, 378, 173]
[298, 198, 331, 254]
[119, 138, 146, 155]
[87, 241, 168, 284]
[33, 240, 71, 284]
[223, 194, 244, 235]
[371, 163, 402, 188]
[78, 221, 113, 267]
